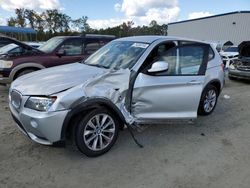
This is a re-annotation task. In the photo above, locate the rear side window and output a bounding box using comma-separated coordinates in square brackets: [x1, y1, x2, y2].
[179, 46, 204, 74]
[180, 41, 214, 61]
[208, 47, 215, 61]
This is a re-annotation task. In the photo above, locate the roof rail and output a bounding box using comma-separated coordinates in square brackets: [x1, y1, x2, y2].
[83, 34, 116, 38]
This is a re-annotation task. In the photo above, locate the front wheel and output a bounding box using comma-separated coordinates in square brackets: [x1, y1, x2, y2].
[75, 108, 119, 157]
[15, 69, 36, 79]
[198, 85, 218, 116]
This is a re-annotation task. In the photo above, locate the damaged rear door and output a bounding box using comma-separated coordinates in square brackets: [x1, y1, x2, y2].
[132, 42, 209, 122]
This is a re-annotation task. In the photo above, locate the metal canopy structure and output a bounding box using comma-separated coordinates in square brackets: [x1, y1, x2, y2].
[0, 26, 37, 41]
[0, 26, 36, 34]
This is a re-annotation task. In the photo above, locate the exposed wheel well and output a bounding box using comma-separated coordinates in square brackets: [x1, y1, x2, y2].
[207, 80, 221, 95]
[64, 104, 125, 141]
[14, 67, 40, 80]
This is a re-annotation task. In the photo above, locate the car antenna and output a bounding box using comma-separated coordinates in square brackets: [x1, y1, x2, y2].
[127, 124, 144, 148]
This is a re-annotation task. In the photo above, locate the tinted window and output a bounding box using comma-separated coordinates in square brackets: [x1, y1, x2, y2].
[39, 37, 64, 53]
[148, 45, 205, 76]
[9, 47, 22, 54]
[208, 47, 215, 61]
[60, 39, 83, 56]
[85, 41, 100, 55]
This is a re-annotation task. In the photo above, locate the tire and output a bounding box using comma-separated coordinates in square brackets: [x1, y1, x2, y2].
[198, 85, 218, 116]
[75, 108, 119, 157]
[15, 69, 36, 79]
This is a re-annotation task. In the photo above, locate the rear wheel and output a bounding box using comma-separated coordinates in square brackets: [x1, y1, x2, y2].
[198, 85, 218, 116]
[75, 108, 119, 157]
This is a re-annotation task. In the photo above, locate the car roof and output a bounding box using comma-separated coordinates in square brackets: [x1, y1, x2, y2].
[52, 35, 116, 40]
[115, 35, 210, 44]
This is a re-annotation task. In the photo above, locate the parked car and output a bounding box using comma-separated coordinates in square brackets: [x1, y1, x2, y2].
[220, 46, 239, 68]
[0, 42, 42, 58]
[25, 42, 43, 48]
[228, 41, 250, 80]
[9, 36, 224, 157]
[0, 35, 115, 84]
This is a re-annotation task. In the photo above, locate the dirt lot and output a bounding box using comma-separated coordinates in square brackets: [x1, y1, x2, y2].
[1, 78, 250, 188]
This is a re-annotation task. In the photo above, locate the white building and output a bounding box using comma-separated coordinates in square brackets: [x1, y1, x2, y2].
[168, 11, 250, 45]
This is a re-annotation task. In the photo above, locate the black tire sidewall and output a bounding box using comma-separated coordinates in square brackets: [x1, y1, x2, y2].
[75, 108, 119, 157]
[198, 85, 218, 116]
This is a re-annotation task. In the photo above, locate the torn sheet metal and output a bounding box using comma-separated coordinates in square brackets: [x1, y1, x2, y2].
[83, 68, 135, 124]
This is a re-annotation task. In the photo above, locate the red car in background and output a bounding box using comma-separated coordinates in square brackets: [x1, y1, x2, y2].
[0, 35, 115, 84]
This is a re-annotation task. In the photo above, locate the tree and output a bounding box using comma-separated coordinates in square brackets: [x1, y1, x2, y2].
[44, 9, 59, 33]
[7, 17, 17, 26]
[149, 20, 161, 35]
[72, 16, 90, 33]
[57, 13, 71, 32]
[15, 8, 26, 27]
[24, 9, 36, 29]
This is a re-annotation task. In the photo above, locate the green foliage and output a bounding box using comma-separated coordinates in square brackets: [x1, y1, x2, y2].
[6, 9, 168, 41]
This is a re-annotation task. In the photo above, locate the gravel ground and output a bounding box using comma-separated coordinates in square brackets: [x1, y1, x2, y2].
[1, 78, 250, 188]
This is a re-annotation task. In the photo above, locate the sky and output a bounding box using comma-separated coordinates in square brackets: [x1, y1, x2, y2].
[0, 0, 249, 29]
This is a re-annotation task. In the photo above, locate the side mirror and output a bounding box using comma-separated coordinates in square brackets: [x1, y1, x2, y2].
[148, 61, 169, 73]
[56, 49, 65, 56]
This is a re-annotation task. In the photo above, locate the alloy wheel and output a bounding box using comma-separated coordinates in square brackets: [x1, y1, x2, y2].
[83, 113, 115, 151]
[203, 89, 217, 113]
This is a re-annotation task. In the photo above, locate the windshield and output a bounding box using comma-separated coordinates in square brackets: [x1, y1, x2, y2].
[84, 41, 149, 69]
[38, 37, 64, 53]
[224, 47, 238, 52]
[0, 43, 18, 54]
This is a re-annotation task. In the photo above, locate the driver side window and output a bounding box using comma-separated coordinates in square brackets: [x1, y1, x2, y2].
[59, 39, 83, 56]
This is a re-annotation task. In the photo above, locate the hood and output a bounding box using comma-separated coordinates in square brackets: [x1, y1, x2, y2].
[11, 63, 109, 95]
[0, 36, 43, 54]
[238, 41, 250, 58]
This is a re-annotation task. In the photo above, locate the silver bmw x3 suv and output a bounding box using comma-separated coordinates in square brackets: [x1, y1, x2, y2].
[9, 36, 225, 157]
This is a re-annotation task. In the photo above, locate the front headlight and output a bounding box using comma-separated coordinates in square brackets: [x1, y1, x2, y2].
[0, 60, 13, 68]
[229, 64, 236, 70]
[25, 97, 57, 112]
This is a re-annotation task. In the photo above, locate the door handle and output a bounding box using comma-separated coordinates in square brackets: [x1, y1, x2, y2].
[187, 80, 202, 85]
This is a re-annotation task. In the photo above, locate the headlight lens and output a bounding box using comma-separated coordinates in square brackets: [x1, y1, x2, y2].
[0, 60, 13, 68]
[229, 64, 236, 70]
[25, 97, 57, 111]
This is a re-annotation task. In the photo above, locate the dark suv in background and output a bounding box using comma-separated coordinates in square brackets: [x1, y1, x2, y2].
[0, 34, 115, 84]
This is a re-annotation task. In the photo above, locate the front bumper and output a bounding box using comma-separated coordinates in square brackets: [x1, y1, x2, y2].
[228, 69, 250, 80]
[222, 57, 238, 68]
[9, 101, 70, 145]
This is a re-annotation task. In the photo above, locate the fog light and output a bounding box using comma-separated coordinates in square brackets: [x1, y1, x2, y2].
[30, 119, 38, 128]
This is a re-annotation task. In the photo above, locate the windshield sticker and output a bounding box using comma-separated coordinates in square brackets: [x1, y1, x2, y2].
[132, 43, 149, 49]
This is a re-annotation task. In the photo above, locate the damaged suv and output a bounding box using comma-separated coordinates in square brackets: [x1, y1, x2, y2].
[228, 41, 250, 80]
[9, 36, 224, 157]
